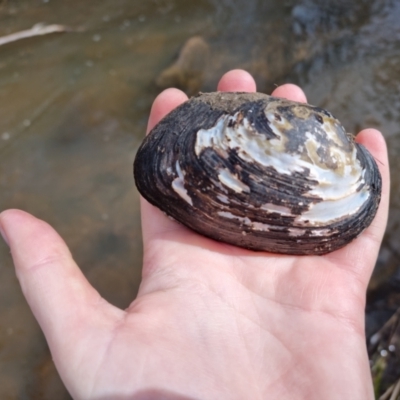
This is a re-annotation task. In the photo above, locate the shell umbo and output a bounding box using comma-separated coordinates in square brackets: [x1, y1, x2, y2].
[134, 92, 381, 255]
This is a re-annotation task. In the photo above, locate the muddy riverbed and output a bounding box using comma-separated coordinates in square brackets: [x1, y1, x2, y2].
[0, 0, 399, 397]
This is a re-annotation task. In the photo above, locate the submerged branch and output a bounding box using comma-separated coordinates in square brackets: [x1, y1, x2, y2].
[0, 23, 81, 47]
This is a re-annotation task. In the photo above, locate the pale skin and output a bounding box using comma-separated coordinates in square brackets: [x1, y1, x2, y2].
[0, 70, 390, 400]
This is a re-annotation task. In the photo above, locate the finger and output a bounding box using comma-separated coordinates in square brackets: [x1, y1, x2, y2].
[217, 69, 257, 92]
[0, 210, 123, 383]
[354, 128, 390, 250]
[271, 83, 307, 103]
[325, 129, 390, 280]
[140, 89, 190, 245]
[146, 88, 188, 134]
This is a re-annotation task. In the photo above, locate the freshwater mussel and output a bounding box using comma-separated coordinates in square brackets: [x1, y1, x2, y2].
[134, 92, 381, 255]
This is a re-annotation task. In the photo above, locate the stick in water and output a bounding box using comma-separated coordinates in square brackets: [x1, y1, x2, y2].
[0, 23, 81, 47]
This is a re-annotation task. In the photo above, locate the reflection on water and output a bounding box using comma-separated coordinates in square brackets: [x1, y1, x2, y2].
[0, 0, 400, 397]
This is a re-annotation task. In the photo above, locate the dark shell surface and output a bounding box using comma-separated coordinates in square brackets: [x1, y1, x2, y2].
[134, 92, 381, 255]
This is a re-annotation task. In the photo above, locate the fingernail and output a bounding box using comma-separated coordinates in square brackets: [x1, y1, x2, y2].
[0, 218, 9, 246]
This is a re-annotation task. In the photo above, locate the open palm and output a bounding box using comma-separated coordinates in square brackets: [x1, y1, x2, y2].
[0, 70, 389, 400]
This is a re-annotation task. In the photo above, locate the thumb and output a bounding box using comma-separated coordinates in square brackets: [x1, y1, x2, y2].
[0, 209, 123, 394]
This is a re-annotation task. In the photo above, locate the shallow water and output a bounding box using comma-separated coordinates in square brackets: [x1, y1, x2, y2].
[0, 0, 399, 397]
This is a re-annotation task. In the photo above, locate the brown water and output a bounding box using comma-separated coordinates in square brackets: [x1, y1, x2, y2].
[0, 0, 399, 397]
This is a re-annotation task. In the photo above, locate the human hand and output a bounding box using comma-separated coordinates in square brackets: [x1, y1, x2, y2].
[0, 70, 389, 400]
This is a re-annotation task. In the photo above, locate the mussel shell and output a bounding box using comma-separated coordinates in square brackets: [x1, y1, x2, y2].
[134, 92, 381, 255]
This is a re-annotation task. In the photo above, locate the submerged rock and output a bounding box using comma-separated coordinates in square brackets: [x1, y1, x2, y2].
[156, 36, 209, 96]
